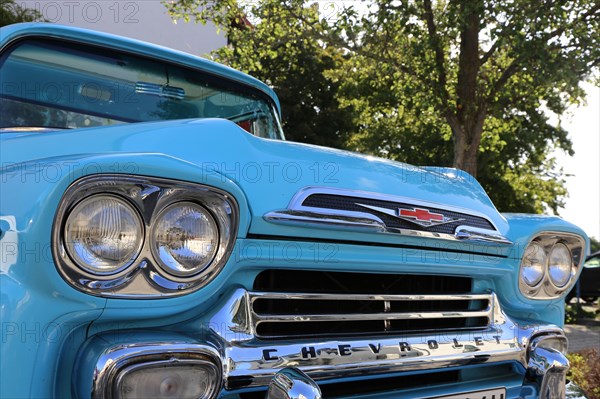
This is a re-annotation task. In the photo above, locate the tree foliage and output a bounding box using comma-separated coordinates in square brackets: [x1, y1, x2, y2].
[0, 0, 43, 27]
[165, 0, 354, 148]
[332, 0, 598, 213]
[165, 0, 599, 214]
[590, 236, 600, 253]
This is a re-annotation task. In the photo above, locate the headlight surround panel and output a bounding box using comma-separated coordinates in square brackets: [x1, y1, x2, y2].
[53, 175, 239, 298]
[519, 232, 585, 300]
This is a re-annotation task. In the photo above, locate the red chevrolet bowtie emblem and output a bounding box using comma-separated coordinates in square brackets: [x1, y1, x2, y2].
[399, 208, 444, 222]
[355, 203, 465, 228]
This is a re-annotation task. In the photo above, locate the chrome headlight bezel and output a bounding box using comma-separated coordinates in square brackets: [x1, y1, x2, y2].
[518, 232, 585, 300]
[53, 174, 239, 298]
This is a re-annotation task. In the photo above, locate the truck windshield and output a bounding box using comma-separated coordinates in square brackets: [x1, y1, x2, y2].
[0, 39, 283, 139]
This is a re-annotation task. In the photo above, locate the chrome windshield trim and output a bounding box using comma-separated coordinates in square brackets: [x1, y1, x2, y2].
[265, 187, 512, 245]
[0, 126, 68, 132]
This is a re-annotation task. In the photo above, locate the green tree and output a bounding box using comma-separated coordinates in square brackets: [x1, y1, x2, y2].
[166, 0, 599, 214]
[590, 237, 600, 253]
[331, 0, 598, 213]
[165, 0, 354, 148]
[0, 0, 43, 27]
[336, 1, 599, 175]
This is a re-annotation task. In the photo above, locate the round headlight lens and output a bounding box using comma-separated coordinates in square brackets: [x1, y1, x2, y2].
[548, 243, 572, 287]
[64, 195, 144, 274]
[521, 242, 546, 287]
[151, 202, 219, 277]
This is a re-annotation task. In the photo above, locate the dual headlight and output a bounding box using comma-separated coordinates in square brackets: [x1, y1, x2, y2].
[519, 233, 585, 299]
[54, 175, 238, 298]
[65, 196, 218, 277]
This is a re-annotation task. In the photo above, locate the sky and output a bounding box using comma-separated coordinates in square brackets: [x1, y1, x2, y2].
[555, 83, 600, 242]
[19, 1, 226, 55]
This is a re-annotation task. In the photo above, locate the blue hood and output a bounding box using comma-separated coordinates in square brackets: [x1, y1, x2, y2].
[0, 118, 508, 236]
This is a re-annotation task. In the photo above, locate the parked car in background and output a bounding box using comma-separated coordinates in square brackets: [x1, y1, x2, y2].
[0, 23, 590, 399]
[568, 251, 600, 302]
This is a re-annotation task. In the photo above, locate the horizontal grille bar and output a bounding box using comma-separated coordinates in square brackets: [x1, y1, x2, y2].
[251, 292, 492, 301]
[249, 291, 493, 339]
[253, 310, 491, 322]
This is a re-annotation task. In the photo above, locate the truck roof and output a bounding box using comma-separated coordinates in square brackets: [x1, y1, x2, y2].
[0, 22, 281, 114]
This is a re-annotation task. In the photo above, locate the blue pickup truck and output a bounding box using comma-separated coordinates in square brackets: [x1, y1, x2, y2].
[0, 23, 589, 399]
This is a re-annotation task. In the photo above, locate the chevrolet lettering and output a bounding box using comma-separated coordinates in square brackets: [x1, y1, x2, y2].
[260, 336, 503, 361]
[0, 23, 589, 399]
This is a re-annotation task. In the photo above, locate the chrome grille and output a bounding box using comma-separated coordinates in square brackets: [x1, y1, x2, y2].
[251, 270, 492, 339]
[302, 193, 495, 234]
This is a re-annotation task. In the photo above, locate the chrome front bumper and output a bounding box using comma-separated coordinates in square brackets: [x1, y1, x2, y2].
[266, 368, 322, 399]
[263, 334, 572, 399]
[79, 289, 572, 398]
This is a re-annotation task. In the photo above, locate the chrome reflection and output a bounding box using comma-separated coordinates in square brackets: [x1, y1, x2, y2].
[266, 368, 322, 399]
[82, 288, 569, 396]
[52, 174, 239, 298]
[249, 291, 495, 338]
[264, 187, 512, 245]
[89, 342, 222, 399]
[421, 388, 506, 399]
[202, 288, 561, 389]
[518, 232, 586, 300]
[527, 334, 570, 399]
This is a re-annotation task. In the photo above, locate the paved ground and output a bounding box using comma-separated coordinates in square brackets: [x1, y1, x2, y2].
[565, 323, 600, 353]
[565, 298, 600, 353]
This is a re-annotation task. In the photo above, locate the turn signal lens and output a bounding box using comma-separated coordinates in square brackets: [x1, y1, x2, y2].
[548, 243, 572, 287]
[520, 242, 546, 287]
[118, 362, 219, 399]
[64, 195, 143, 274]
[151, 202, 219, 277]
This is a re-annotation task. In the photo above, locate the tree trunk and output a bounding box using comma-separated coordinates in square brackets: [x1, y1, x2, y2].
[452, 0, 483, 178]
[450, 111, 485, 177]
